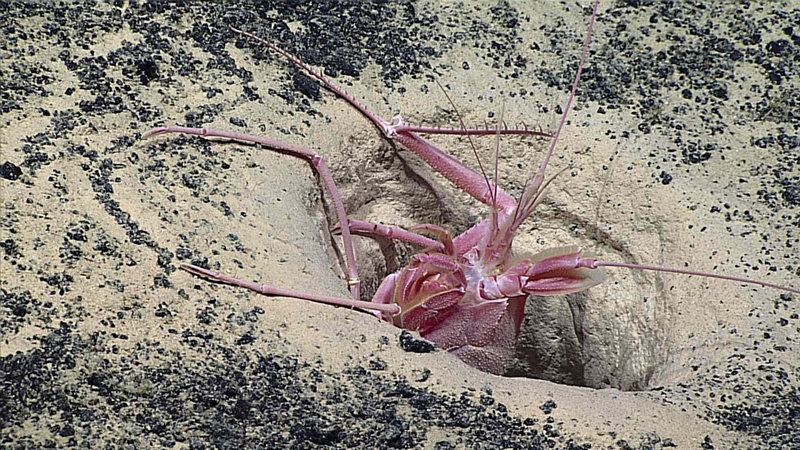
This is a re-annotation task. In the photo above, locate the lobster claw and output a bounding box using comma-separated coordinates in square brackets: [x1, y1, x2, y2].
[392, 251, 467, 332]
[517, 246, 604, 296]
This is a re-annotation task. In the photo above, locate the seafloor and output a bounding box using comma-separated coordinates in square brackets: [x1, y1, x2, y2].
[1, 0, 798, 448]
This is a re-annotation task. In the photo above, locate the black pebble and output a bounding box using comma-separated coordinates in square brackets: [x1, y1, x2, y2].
[0, 161, 23, 180]
[398, 330, 435, 353]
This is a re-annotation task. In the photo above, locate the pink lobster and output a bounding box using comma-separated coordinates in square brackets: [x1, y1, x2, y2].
[144, 0, 798, 375]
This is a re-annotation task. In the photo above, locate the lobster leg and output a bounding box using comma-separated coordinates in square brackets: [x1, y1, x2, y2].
[232, 27, 534, 214]
[143, 125, 362, 300]
[331, 219, 443, 250]
[181, 264, 400, 316]
[333, 214, 502, 259]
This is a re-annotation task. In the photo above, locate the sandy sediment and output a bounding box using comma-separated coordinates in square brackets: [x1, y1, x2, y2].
[1, 1, 798, 448]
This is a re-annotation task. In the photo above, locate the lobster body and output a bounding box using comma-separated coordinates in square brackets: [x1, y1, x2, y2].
[156, 0, 795, 377]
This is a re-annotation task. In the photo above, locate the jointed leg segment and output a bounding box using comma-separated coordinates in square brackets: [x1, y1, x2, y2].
[143, 125, 361, 300]
[230, 27, 545, 215]
[332, 219, 444, 250]
[181, 264, 400, 315]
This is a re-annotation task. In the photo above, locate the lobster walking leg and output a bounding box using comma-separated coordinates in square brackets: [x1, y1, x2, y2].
[231, 27, 546, 215]
[181, 264, 399, 315]
[332, 219, 442, 250]
[143, 125, 362, 300]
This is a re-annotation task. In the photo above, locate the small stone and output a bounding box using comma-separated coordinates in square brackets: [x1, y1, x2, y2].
[0, 161, 22, 180]
[398, 330, 435, 353]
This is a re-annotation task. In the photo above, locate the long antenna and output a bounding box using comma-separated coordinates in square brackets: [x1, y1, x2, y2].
[593, 261, 799, 294]
[493, 103, 504, 228]
[537, 0, 599, 181]
[510, 0, 599, 227]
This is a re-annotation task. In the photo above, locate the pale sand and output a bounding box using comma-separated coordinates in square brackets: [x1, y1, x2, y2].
[1, 0, 798, 447]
